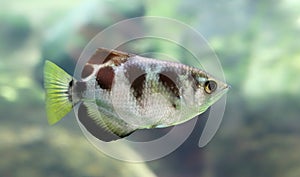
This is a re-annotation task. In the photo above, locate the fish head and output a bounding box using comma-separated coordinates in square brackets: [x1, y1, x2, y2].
[191, 71, 229, 113]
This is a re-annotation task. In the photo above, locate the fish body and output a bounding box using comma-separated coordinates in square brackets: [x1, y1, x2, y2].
[44, 48, 229, 141]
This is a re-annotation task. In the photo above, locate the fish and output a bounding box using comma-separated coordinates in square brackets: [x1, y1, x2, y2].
[44, 48, 229, 141]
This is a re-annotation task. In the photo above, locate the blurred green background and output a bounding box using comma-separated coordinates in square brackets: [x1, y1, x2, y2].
[1, 0, 300, 177]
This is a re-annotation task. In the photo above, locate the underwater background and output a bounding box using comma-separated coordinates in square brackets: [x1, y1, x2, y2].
[1, 0, 300, 176]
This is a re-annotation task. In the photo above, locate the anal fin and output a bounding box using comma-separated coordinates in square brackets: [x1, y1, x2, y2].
[78, 102, 136, 141]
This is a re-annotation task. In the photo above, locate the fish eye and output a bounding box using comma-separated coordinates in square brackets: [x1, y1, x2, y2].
[204, 80, 217, 94]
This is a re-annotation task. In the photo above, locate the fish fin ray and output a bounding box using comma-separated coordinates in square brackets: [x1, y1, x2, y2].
[83, 102, 135, 138]
[44, 60, 73, 125]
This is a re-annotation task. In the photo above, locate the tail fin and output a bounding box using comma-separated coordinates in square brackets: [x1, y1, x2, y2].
[44, 60, 73, 125]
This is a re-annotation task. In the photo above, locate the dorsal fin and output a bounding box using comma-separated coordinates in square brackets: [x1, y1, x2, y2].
[87, 48, 132, 65]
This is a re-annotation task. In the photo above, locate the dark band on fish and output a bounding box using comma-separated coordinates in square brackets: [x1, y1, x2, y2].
[191, 69, 207, 79]
[81, 64, 94, 79]
[88, 48, 129, 65]
[190, 70, 208, 91]
[131, 74, 146, 100]
[96, 66, 115, 90]
[158, 71, 180, 99]
[124, 64, 146, 83]
[157, 71, 180, 109]
[125, 64, 147, 100]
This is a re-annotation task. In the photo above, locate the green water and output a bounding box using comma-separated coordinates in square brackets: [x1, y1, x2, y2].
[1, 0, 300, 176]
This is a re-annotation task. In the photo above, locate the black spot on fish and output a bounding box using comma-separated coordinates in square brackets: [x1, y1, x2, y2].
[158, 71, 180, 99]
[69, 80, 74, 87]
[67, 80, 74, 102]
[81, 64, 94, 79]
[96, 66, 115, 90]
[172, 103, 177, 109]
[77, 103, 120, 142]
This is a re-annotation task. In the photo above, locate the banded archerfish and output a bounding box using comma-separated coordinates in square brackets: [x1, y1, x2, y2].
[44, 48, 229, 141]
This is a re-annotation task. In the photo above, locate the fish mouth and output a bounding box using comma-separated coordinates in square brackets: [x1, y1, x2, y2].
[224, 84, 231, 90]
[198, 86, 229, 114]
[219, 84, 230, 95]
[209, 84, 230, 104]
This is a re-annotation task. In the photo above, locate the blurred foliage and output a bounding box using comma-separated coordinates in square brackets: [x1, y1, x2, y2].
[0, 0, 300, 177]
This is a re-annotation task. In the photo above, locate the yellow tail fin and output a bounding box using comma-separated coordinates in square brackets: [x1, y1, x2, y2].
[44, 60, 73, 125]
